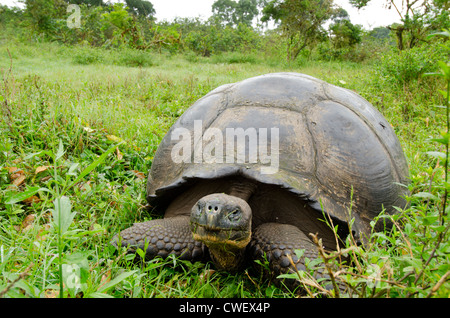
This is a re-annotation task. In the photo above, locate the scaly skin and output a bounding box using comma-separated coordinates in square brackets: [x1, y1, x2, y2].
[112, 216, 208, 262]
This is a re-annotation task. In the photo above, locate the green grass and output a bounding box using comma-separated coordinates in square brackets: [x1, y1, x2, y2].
[0, 41, 449, 298]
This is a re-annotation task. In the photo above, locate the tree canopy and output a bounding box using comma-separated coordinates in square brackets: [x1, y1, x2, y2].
[329, 8, 362, 49]
[261, 0, 334, 60]
[62, 0, 105, 6]
[212, 0, 259, 26]
[349, 0, 450, 50]
[3, 0, 448, 63]
[124, 0, 155, 19]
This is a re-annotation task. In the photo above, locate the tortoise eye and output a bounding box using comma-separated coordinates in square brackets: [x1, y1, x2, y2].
[228, 210, 241, 222]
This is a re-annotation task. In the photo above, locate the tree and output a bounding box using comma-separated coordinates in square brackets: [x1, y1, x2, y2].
[212, 0, 236, 26]
[101, 2, 145, 48]
[349, 0, 450, 50]
[369, 26, 391, 41]
[261, 0, 333, 61]
[22, 0, 67, 33]
[62, 0, 105, 6]
[124, 0, 155, 20]
[329, 8, 362, 49]
[235, 0, 259, 26]
[425, 0, 450, 31]
[212, 0, 258, 27]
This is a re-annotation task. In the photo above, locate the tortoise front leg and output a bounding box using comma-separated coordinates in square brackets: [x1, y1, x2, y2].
[112, 216, 208, 262]
[248, 223, 330, 292]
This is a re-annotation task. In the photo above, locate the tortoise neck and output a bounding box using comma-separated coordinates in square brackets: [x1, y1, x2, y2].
[208, 245, 247, 272]
[228, 180, 257, 201]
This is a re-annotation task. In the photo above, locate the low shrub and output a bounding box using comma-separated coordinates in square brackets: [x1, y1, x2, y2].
[116, 49, 155, 68]
[72, 47, 104, 65]
[210, 51, 260, 64]
[375, 44, 447, 86]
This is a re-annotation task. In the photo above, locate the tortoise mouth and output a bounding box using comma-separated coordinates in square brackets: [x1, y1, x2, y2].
[191, 222, 251, 249]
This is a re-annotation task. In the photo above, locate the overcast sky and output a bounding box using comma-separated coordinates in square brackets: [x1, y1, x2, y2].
[0, 0, 401, 29]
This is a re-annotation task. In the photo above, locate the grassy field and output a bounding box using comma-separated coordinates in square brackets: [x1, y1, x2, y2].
[0, 40, 449, 298]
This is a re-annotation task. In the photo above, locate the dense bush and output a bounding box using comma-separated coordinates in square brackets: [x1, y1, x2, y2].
[71, 45, 157, 67]
[0, 3, 265, 58]
[375, 44, 448, 86]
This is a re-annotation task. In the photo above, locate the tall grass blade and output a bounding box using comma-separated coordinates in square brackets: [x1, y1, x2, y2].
[63, 143, 122, 195]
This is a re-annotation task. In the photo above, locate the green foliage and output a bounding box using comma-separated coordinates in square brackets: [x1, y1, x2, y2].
[23, 0, 67, 35]
[72, 47, 104, 65]
[0, 5, 22, 25]
[210, 51, 260, 64]
[1, 0, 447, 64]
[100, 3, 143, 48]
[329, 19, 362, 49]
[124, 0, 155, 19]
[261, 0, 333, 61]
[117, 48, 155, 67]
[375, 44, 447, 86]
[63, 0, 105, 6]
[212, 0, 259, 27]
[349, 0, 449, 51]
[427, 1, 450, 31]
[150, 23, 182, 54]
[181, 18, 262, 56]
[369, 27, 391, 41]
[426, 29, 450, 225]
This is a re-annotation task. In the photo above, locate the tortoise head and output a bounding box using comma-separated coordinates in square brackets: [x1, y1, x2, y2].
[190, 193, 252, 271]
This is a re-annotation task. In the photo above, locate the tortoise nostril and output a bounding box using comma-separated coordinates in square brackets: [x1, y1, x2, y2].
[207, 205, 220, 213]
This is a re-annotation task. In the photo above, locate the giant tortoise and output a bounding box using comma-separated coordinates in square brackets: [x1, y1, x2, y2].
[113, 73, 409, 288]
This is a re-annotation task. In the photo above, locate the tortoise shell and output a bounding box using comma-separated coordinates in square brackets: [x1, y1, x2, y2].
[145, 73, 409, 242]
